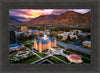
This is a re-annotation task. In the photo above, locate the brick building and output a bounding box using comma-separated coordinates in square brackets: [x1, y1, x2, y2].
[34, 30, 56, 52]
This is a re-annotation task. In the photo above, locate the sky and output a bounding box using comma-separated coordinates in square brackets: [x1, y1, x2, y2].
[9, 9, 91, 22]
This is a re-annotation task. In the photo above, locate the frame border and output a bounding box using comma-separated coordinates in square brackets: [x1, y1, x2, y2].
[0, 0, 99, 73]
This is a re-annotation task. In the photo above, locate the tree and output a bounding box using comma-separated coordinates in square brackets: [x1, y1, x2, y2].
[71, 37, 77, 42]
[28, 33, 34, 40]
[24, 44, 32, 50]
[64, 38, 68, 43]
[17, 34, 26, 41]
[79, 35, 87, 40]
[67, 35, 71, 41]
[56, 35, 62, 40]
[48, 33, 57, 37]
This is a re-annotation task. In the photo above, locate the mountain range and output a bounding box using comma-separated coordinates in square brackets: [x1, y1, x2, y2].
[9, 11, 91, 28]
[9, 16, 23, 25]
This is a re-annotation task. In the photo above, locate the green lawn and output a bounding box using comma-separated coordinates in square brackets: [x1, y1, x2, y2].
[61, 40, 77, 44]
[36, 52, 45, 57]
[11, 54, 40, 64]
[66, 49, 91, 58]
[55, 55, 70, 63]
[64, 50, 72, 55]
[47, 57, 64, 64]
[82, 57, 91, 64]
[42, 49, 48, 52]
[20, 41, 27, 45]
[57, 45, 65, 48]
[24, 44, 33, 50]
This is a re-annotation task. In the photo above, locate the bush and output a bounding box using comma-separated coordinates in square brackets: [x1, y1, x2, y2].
[71, 37, 77, 42]
[67, 35, 71, 41]
[17, 34, 26, 41]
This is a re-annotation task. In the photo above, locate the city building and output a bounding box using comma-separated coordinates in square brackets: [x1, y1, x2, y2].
[69, 34, 78, 40]
[78, 33, 88, 36]
[9, 28, 16, 44]
[21, 26, 28, 32]
[28, 29, 33, 35]
[34, 30, 56, 52]
[58, 32, 78, 40]
[82, 41, 91, 48]
[15, 31, 29, 38]
[70, 30, 82, 35]
[58, 32, 71, 40]
[67, 54, 82, 63]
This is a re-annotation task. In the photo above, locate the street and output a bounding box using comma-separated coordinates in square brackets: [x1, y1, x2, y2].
[57, 41, 91, 54]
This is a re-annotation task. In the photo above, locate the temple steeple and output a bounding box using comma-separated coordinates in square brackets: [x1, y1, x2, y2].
[39, 38, 42, 43]
[42, 30, 49, 40]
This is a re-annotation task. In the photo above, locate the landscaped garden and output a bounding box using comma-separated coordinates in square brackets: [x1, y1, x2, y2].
[66, 49, 91, 58]
[36, 52, 45, 57]
[47, 56, 64, 64]
[55, 55, 70, 63]
[10, 54, 40, 64]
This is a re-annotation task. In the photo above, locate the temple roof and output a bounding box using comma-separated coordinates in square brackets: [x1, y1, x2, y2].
[36, 37, 55, 44]
[44, 30, 47, 35]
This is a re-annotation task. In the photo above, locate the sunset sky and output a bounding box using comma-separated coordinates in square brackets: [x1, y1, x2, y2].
[9, 9, 91, 22]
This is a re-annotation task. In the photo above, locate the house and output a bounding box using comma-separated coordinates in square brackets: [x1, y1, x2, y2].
[21, 26, 28, 33]
[69, 35, 78, 40]
[78, 33, 88, 36]
[70, 30, 82, 35]
[58, 32, 71, 40]
[82, 41, 91, 48]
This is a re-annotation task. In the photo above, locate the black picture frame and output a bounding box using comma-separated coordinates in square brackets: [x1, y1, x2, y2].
[0, 0, 100, 73]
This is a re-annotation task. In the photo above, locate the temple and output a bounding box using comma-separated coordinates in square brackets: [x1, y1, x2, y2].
[34, 30, 56, 52]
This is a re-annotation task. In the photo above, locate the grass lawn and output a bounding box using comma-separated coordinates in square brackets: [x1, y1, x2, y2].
[47, 56, 64, 64]
[57, 45, 65, 48]
[61, 40, 77, 44]
[64, 50, 72, 55]
[20, 41, 27, 45]
[42, 49, 48, 52]
[64, 49, 91, 64]
[66, 49, 91, 58]
[11, 54, 40, 64]
[36, 52, 45, 57]
[24, 44, 33, 50]
[55, 55, 70, 63]
[82, 57, 91, 64]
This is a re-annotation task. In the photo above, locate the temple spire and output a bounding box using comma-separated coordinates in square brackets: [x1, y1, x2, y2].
[44, 30, 47, 35]
[39, 38, 42, 43]
[34, 38, 36, 41]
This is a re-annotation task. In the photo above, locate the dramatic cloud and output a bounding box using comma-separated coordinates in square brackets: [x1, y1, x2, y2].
[9, 9, 91, 22]
[52, 9, 91, 15]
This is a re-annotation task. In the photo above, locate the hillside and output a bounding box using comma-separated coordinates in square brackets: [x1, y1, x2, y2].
[14, 11, 91, 28]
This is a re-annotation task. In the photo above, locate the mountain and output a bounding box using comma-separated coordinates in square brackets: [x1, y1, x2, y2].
[20, 14, 57, 26]
[9, 16, 22, 25]
[51, 11, 91, 27]
[18, 11, 91, 28]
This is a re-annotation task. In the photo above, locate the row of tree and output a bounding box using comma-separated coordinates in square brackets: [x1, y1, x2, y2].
[17, 33, 35, 41]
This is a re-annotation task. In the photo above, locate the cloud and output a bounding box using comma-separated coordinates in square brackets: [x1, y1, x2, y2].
[52, 9, 91, 15]
[9, 9, 91, 22]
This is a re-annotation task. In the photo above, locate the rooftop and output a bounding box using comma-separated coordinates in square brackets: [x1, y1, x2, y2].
[68, 54, 81, 60]
[36, 37, 55, 44]
[83, 41, 91, 43]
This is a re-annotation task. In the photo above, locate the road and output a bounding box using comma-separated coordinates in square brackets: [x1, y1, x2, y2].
[30, 55, 51, 64]
[57, 41, 91, 54]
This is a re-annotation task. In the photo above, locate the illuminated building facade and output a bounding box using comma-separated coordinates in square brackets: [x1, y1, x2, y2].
[34, 30, 56, 52]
